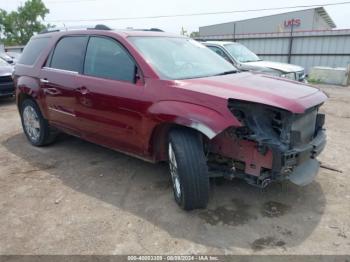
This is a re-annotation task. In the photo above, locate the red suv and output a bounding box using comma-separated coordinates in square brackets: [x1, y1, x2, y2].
[14, 26, 327, 210]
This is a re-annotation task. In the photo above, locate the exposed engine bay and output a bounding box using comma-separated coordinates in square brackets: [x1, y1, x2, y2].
[207, 99, 327, 188]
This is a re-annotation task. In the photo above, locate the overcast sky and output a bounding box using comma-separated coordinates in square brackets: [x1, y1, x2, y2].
[2, 0, 350, 33]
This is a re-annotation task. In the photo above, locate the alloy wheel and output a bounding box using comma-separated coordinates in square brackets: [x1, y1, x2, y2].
[23, 105, 41, 142]
[168, 143, 181, 198]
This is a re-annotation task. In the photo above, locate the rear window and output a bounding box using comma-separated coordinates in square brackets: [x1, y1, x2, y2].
[18, 37, 50, 65]
[49, 36, 87, 72]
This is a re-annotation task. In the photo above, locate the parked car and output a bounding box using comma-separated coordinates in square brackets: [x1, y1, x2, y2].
[0, 52, 14, 64]
[203, 41, 306, 82]
[6, 51, 22, 64]
[0, 58, 14, 97]
[14, 26, 327, 210]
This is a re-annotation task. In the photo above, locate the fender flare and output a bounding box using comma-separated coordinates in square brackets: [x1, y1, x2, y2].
[16, 76, 48, 118]
[148, 100, 241, 139]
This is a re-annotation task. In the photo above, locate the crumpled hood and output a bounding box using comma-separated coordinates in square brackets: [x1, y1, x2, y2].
[177, 72, 327, 114]
[242, 60, 304, 73]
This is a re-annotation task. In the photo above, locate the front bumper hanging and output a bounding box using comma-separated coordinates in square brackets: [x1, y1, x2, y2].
[280, 130, 326, 186]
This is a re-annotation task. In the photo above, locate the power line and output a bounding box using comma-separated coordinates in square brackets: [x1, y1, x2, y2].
[46, 0, 97, 3]
[46, 1, 350, 22]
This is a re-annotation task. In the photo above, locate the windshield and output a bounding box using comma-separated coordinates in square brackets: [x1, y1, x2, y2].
[129, 37, 236, 80]
[224, 43, 261, 63]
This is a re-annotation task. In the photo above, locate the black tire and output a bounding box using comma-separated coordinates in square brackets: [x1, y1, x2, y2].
[168, 128, 209, 210]
[20, 99, 57, 146]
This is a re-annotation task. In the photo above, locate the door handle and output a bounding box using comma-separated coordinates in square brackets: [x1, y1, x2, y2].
[75, 86, 90, 95]
[40, 78, 50, 84]
[43, 88, 60, 96]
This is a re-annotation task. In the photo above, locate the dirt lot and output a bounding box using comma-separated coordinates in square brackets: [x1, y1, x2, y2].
[0, 84, 349, 255]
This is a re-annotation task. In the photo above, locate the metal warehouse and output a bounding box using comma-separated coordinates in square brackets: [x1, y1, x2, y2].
[199, 8, 336, 36]
[198, 8, 350, 72]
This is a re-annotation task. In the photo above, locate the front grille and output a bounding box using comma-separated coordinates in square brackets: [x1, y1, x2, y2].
[0, 75, 12, 84]
[227, 99, 320, 148]
[291, 108, 318, 146]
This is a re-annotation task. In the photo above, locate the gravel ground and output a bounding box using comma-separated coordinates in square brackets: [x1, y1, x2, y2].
[0, 84, 349, 255]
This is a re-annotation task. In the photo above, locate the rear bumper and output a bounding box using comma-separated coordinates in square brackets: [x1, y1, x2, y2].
[0, 82, 14, 97]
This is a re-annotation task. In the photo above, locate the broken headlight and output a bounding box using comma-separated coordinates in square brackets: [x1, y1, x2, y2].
[228, 99, 293, 145]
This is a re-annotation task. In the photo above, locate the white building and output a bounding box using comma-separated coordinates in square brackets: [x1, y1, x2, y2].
[199, 7, 336, 37]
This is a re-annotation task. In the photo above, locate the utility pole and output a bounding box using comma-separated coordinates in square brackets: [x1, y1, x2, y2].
[287, 19, 294, 64]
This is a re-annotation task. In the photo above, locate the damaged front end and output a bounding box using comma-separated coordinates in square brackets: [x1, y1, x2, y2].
[207, 99, 326, 187]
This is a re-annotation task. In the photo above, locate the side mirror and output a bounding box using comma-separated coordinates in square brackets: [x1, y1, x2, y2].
[134, 66, 144, 86]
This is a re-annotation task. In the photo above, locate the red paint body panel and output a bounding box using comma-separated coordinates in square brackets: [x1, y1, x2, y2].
[181, 73, 327, 114]
[14, 29, 327, 164]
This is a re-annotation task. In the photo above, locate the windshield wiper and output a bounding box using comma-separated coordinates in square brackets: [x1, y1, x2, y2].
[214, 70, 238, 76]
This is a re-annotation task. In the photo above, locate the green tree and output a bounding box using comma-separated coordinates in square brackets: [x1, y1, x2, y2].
[0, 0, 50, 45]
[190, 31, 200, 38]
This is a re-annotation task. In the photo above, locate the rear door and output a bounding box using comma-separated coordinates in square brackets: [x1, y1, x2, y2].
[39, 36, 88, 134]
[75, 36, 147, 153]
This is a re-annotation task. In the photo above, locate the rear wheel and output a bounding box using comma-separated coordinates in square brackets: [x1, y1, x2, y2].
[20, 99, 57, 146]
[168, 128, 209, 210]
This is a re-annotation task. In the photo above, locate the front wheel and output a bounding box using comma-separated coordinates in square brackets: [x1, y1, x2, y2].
[168, 129, 209, 210]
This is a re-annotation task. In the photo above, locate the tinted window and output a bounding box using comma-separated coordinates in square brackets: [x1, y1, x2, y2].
[19, 37, 50, 65]
[50, 36, 87, 72]
[84, 37, 135, 82]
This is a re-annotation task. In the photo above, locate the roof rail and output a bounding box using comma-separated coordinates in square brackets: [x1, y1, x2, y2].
[38, 24, 112, 34]
[89, 24, 112, 30]
[143, 28, 164, 32]
[129, 28, 164, 32]
[38, 28, 60, 34]
[38, 25, 163, 35]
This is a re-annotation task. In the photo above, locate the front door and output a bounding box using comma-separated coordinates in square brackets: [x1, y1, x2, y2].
[75, 36, 147, 154]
